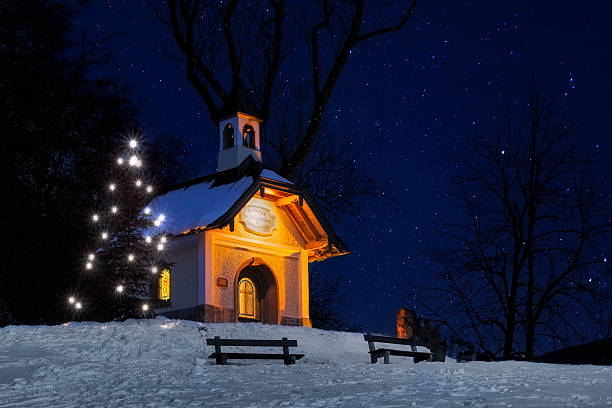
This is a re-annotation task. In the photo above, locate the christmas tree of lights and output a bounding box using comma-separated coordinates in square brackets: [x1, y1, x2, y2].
[68, 137, 170, 320]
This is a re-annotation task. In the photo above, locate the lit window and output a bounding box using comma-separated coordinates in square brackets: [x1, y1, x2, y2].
[238, 277, 256, 318]
[159, 269, 170, 301]
[242, 125, 255, 148]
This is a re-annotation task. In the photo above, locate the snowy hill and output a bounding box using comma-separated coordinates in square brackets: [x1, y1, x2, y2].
[1, 318, 611, 407]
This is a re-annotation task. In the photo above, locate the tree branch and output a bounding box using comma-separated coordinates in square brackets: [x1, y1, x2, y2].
[356, 0, 419, 42]
[222, 0, 242, 87]
[167, 0, 226, 113]
[260, 0, 285, 120]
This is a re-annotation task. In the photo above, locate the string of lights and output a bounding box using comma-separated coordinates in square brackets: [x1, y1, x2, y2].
[68, 138, 169, 317]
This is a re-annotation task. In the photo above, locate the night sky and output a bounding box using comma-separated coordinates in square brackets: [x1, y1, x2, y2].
[76, 1, 612, 334]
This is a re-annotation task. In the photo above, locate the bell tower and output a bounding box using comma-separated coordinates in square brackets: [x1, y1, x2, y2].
[214, 86, 263, 172]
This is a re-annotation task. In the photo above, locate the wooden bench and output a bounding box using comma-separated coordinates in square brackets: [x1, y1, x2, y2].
[206, 336, 305, 365]
[364, 333, 446, 364]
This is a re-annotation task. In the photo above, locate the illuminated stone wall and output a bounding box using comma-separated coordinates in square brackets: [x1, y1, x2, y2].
[211, 196, 305, 323]
[158, 196, 311, 326]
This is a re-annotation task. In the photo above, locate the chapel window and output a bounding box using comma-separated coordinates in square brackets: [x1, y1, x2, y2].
[238, 277, 256, 318]
[242, 125, 255, 148]
[159, 268, 170, 301]
[223, 124, 234, 150]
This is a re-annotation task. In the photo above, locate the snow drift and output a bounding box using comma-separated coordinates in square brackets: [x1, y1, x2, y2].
[1, 318, 611, 407]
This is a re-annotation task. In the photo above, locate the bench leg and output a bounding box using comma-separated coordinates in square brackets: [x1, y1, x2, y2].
[368, 340, 378, 364]
[383, 351, 390, 364]
[214, 339, 225, 365]
[282, 338, 295, 365]
[414, 355, 428, 364]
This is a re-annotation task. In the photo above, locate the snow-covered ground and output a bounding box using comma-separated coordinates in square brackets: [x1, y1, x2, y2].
[0, 318, 610, 407]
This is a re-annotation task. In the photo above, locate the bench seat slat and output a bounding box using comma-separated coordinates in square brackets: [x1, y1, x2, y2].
[364, 333, 441, 364]
[206, 337, 303, 365]
[370, 349, 431, 358]
[369, 349, 431, 364]
[206, 338, 298, 347]
[208, 352, 304, 360]
[363, 334, 425, 347]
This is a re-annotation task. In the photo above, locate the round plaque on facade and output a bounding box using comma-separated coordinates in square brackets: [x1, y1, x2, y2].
[239, 204, 278, 235]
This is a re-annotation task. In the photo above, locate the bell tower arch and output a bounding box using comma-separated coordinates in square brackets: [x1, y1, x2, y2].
[214, 85, 263, 171]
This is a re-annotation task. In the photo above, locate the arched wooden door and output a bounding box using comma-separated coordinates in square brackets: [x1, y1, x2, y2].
[236, 264, 278, 324]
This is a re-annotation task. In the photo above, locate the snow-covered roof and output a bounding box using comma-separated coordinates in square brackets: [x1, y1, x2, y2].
[147, 157, 347, 257]
[260, 169, 292, 184]
[148, 175, 253, 235]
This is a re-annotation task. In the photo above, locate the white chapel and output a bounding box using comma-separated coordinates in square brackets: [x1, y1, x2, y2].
[147, 89, 347, 326]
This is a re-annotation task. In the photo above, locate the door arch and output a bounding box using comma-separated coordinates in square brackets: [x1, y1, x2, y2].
[235, 262, 278, 324]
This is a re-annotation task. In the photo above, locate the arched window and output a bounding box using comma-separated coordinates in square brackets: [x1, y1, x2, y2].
[159, 268, 170, 301]
[238, 277, 256, 318]
[223, 124, 234, 150]
[242, 125, 255, 148]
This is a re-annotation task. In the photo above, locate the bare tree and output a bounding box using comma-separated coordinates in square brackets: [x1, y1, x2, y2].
[152, 1, 411, 328]
[414, 83, 612, 360]
[153, 0, 418, 178]
[263, 82, 383, 231]
[308, 263, 347, 329]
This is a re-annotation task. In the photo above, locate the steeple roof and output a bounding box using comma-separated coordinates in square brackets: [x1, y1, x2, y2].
[212, 84, 262, 121]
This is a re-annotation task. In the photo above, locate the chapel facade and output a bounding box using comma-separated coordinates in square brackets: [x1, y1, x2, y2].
[148, 90, 347, 326]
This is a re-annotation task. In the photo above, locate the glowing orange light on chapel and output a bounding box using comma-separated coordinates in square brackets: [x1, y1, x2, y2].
[238, 277, 256, 318]
[159, 269, 170, 301]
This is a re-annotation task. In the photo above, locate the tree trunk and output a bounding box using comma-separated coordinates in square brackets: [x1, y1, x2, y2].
[503, 306, 516, 359]
[525, 251, 536, 360]
[504, 251, 523, 359]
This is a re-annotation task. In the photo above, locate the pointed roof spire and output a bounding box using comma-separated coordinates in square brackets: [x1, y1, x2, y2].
[212, 84, 262, 122]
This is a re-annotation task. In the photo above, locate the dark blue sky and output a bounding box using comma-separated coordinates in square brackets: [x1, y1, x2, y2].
[77, 0, 611, 334]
